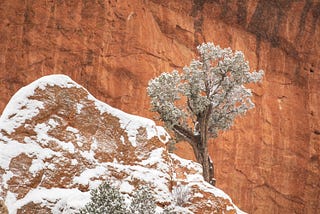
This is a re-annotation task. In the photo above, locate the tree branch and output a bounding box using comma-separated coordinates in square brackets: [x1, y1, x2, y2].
[187, 98, 194, 113]
[172, 125, 198, 148]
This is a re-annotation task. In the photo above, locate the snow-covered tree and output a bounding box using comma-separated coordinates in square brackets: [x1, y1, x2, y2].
[128, 186, 156, 214]
[147, 43, 264, 184]
[79, 182, 127, 214]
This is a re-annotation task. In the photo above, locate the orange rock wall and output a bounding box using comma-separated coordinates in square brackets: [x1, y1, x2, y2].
[0, 0, 319, 213]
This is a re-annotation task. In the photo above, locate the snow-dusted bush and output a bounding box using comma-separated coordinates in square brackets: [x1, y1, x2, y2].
[161, 185, 191, 214]
[172, 185, 190, 206]
[78, 182, 127, 214]
[128, 186, 157, 214]
[78, 182, 158, 214]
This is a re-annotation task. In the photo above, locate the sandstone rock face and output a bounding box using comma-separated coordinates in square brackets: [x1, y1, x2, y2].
[0, 200, 9, 214]
[0, 75, 243, 213]
[0, 1, 319, 213]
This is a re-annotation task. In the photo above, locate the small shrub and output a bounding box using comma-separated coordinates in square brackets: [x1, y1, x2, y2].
[128, 186, 156, 214]
[172, 185, 190, 206]
[79, 182, 159, 214]
[78, 182, 127, 214]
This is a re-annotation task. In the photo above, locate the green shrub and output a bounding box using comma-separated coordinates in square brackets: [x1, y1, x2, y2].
[128, 186, 156, 214]
[79, 182, 158, 214]
[79, 182, 127, 214]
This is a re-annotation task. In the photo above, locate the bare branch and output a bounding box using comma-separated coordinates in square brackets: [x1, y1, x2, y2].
[173, 125, 197, 147]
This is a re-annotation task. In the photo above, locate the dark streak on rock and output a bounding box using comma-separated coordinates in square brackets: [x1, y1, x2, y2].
[296, 0, 312, 41]
[256, 35, 261, 69]
[191, 0, 204, 17]
[311, 2, 320, 34]
[248, 1, 301, 60]
[255, 182, 305, 205]
[220, 0, 230, 19]
[191, 0, 206, 47]
[236, 0, 247, 27]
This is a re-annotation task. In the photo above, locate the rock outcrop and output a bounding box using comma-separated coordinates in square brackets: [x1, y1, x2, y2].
[0, 1, 319, 213]
[0, 75, 243, 213]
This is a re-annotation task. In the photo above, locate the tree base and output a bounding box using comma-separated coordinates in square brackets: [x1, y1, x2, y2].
[210, 178, 216, 186]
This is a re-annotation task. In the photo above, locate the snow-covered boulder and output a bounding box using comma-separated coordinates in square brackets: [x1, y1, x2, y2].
[0, 74, 244, 213]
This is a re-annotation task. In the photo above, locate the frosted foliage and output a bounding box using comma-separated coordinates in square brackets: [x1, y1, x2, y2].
[128, 186, 156, 214]
[172, 185, 190, 206]
[78, 182, 127, 214]
[147, 42, 263, 137]
[147, 71, 186, 128]
[79, 183, 157, 214]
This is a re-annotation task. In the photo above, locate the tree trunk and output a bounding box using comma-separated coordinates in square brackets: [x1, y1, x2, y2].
[192, 135, 215, 185]
[172, 120, 215, 185]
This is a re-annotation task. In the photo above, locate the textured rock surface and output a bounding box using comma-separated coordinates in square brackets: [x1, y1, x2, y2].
[0, 200, 9, 214]
[0, 75, 243, 213]
[0, 0, 319, 213]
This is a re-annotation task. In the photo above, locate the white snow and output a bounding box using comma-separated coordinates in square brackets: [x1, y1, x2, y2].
[0, 98, 44, 134]
[6, 188, 90, 214]
[170, 153, 202, 172]
[194, 192, 204, 198]
[79, 150, 96, 163]
[34, 123, 51, 144]
[2, 171, 14, 189]
[120, 181, 134, 194]
[140, 148, 169, 172]
[29, 159, 44, 175]
[48, 118, 59, 128]
[91, 97, 169, 147]
[156, 126, 170, 143]
[33, 122, 76, 153]
[73, 166, 108, 187]
[120, 135, 125, 144]
[76, 103, 84, 114]
[0, 138, 58, 170]
[66, 126, 79, 133]
[58, 141, 75, 153]
[70, 159, 78, 166]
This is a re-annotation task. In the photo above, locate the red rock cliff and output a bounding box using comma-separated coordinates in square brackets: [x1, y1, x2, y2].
[0, 0, 319, 213]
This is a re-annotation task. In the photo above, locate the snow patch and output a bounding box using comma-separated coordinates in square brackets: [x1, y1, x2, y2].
[71, 159, 78, 166]
[66, 126, 79, 133]
[0, 138, 58, 170]
[73, 166, 108, 187]
[120, 181, 134, 194]
[91, 97, 168, 147]
[140, 148, 169, 172]
[120, 135, 125, 144]
[76, 103, 84, 114]
[48, 118, 59, 128]
[2, 171, 14, 189]
[6, 188, 90, 214]
[29, 159, 44, 175]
